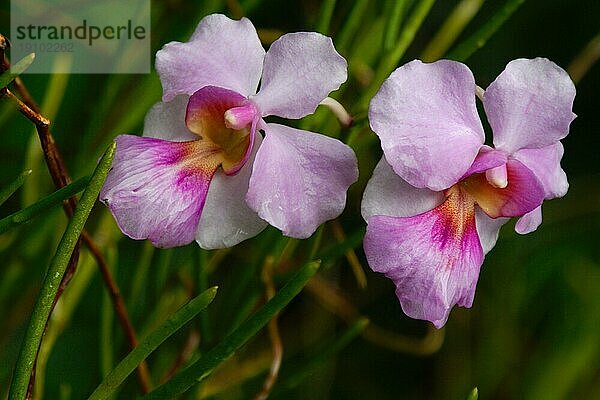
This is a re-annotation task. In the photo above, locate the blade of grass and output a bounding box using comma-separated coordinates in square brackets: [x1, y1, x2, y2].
[8, 142, 116, 400]
[420, 0, 485, 62]
[316, 0, 337, 35]
[87, 287, 218, 400]
[142, 260, 321, 400]
[446, 0, 526, 62]
[467, 387, 479, 400]
[383, 0, 408, 51]
[336, 0, 369, 52]
[0, 53, 35, 89]
[0, 170, 32, 205]
[0, 176, 89, 234]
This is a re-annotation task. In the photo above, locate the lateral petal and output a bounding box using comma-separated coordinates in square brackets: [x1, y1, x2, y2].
[100, 135, 221, 248]
[246, 123, 358, 238]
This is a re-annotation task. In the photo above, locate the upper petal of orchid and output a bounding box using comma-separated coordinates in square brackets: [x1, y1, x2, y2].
[196, 133, 268, 249]
[252, 32, 347, 119]
[484, 58, 576, 153]
[100, 135, 222, 248]
[361, 157, 444, 221]
[364, 187, 484, 328]
[460, 159, 545, 218]
[369, 59, 485, 191]
[512, 142, 568, 199]
[156, 14, 265, 101]
[246, 123, 358, 238]
[143, 95, 197, 142]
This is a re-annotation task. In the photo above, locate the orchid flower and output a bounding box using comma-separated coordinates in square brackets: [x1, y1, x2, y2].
[100, 14, 358, 249]
[362, 58, 576, 328]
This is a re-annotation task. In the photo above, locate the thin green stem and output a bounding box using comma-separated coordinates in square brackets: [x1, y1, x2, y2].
[0, 176, 89, 234]
[8, 142, 116, 400]
[316, 0, 337, 35]
[87, 287, 218, 400]
[142, 261, 321, 400]
[0, 170, 32, 206]
[446, 0, 526, 62]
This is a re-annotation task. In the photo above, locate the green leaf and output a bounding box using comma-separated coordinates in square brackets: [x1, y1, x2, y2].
[0, 170, 32, 206]
[87, 287, 218, 400]
[446, 0, 526, 61]
[0, 176, 90, 234]
[0, 53, 35, 89]
[467, 387, 479, 400]
[8, 142, 116, 400]
[142, 260, 322, 400]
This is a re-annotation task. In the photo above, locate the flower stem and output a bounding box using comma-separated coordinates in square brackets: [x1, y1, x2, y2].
[8, 142, 116, 400]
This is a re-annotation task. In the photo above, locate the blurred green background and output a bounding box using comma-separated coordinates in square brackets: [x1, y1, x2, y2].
[0, 0, 599, 399]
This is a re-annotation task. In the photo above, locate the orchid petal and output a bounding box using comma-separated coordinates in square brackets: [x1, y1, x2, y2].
[462, 159, 545, 218]
[156, 14, 265, 101]
[461, 146, 507, 178]
[196, 133, 267, 249]
[475, 208, 508, 254]
[369, 59, 485, 191]
[364, 188, 484, 328]
[361, 157, 444, 221]
[512, 142, 568, 199]
[100, 135, 221, 248]
[252, 32, 347, 119]
[246, 123, 358, 238]
[515, 206, 543, 234]
[484, 58, 576, 153]
[143, 95, 197, 142]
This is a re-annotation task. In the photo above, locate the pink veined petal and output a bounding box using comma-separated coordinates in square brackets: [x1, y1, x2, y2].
[484, 58, 576, 153]
[156, 14, 265, 101]
[196, 132, 267, 249]
[143, 95, 197, 142]
[361, 157, 444, 221]
[364, 188, 484, 328]
[246, 123, 358, 238]
[369, 59, 485, 191]
[512, 142, 568, 199]
[252, 32, 347, 119]
[474, 208, 508, 254]
[100, 135, 221, 248]
[461, 159, 545, 218]
[185, 86, 257, 174]
[515, 206, 543, 234]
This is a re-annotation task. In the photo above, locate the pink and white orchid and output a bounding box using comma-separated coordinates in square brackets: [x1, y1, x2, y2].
[100, 14, 358, 249]
[362, 58, 576, 328]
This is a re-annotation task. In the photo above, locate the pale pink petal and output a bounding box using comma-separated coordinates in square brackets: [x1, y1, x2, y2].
[364, 189, 484, 328]
[252, 32, 347, 119]
[462, 146, 507, 178]
[143, 95, 197, 142]
[512, 142, 568, 199]
[515, 206, 543, 234]
[246, 123, 358, 238]
[196, 133, 267, 249]
[462, 159, 545, 218]
[369, 59, 484, 191]
[100, 135, 220, 248]
[475, 208, 508, 254]
[156, 14, 265, 101]
[361, 157, 443, 221]
[484, 58, 576, 153]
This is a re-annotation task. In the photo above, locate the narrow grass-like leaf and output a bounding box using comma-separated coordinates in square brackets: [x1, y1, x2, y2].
[0, 53, 35, 89]
[0, 170, 32, 206]
[0, 176, 89, 234]
[142, 260, 321, 400]
[316, 0, 337, 35]
[446, 0, 526, 62]
[336, 0, 369, 52]
[467, 387, 479, 400]
[8, 142, 116, 400]
[87, 287, 218, 400]
[383, 0, 408, 51]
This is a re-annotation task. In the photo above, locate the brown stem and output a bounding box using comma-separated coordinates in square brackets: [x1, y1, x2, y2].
[254, 257, 283, 400]
[1, 47, 152, 394]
